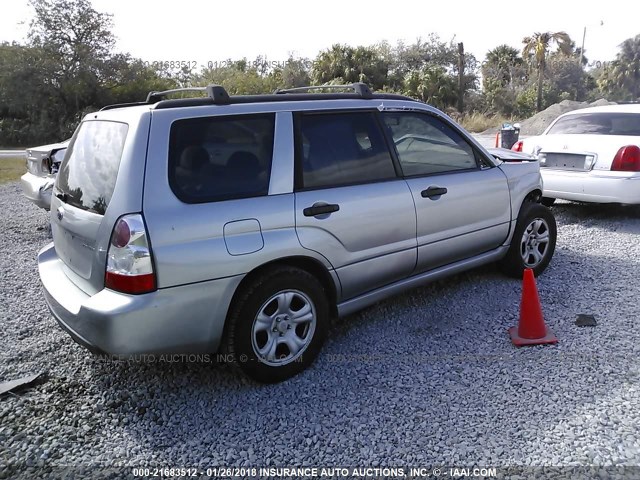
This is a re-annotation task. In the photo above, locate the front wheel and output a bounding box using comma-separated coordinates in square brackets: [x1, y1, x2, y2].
[499, 202, 557, 278]
[223, 267, 329, 383]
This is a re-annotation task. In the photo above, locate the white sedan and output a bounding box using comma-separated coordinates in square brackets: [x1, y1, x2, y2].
[518, 105, 640, 205]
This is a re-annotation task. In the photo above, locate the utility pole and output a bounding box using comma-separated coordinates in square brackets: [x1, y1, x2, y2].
[457, 42, 464, 114]
[579, 26, 586, 67]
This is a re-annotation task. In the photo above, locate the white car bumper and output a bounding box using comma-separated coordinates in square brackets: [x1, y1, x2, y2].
[20, 172, 55, 210]
[542, 169, 640, 204]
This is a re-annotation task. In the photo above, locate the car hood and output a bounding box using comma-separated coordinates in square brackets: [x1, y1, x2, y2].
[486, 147, 535, 162]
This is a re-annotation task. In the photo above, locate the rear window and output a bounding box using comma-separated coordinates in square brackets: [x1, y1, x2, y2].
[296, 111, 396, 189]
[168, 114, 275, 203]
[56, 121, 128, 215]
[547, 112, 640, 136]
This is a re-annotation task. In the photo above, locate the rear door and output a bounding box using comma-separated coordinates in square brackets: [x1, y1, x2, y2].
[294, 110, 417, 300]
[381, 111, 511, 272]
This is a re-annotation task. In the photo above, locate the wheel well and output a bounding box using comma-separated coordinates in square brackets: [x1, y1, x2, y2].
[229, 256, 339, 319]
[525, 189, 542, 204]
[517, 189, 543, 217]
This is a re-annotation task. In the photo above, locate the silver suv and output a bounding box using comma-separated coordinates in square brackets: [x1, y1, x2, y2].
[38, 83, 556, 383]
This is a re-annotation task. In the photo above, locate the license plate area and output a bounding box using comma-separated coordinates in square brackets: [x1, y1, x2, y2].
[542, 153, 588, 171]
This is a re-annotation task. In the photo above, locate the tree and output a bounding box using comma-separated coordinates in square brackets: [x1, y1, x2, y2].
[481, 45, 527, 115]
[28, 0, 116, 112]
[0, 0, 179, 145]
[483, 45, 523, 88]
[545, 52, 592, 101]
[102, 54, 176, 104]
[522, 31, 573, 111]
[403, 65, 457, 110]
[195, 60, 273, 95]
[268, 57, 311, 89]
[311, 44, 388, 90]
[611, 34, 640, 100]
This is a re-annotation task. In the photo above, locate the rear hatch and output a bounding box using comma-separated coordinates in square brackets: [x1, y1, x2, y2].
[50, 119, 134, 295]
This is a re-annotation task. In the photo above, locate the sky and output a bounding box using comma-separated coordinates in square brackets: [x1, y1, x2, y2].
[1, 0, 637, 71]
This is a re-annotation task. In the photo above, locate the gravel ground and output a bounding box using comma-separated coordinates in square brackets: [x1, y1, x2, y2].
[2, 180, 640, 479]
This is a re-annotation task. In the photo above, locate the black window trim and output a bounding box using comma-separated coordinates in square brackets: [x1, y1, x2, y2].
[168, 112, 276, 205]
[293, 109, 401, 192]
[378, 110, 495, 178]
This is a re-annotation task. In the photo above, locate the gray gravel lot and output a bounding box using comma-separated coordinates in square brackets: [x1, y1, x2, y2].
[1, 180, 640, 478]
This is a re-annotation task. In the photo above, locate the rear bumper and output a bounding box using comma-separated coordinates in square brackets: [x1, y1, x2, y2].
[20, 172, 54, 210]
[38, 242, 243, 355]
[541, 169, 640, 204]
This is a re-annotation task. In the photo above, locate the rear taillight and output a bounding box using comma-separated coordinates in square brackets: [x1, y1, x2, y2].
[105, 214, 156, 294]
[512, 141, 523, 152]
[611, 145, 640, 172]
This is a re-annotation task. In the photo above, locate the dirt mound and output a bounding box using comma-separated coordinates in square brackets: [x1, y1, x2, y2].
[519, 99, 617, 136]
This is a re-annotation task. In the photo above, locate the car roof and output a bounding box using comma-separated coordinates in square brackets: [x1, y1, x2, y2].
[88, 98, 441, 124]
[97, 82, 420, 113]
[560, 104, 640, 117]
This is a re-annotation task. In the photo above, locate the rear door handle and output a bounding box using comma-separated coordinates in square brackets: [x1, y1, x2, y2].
[421, 186, 448, 198]
[303, 203, 340, 217]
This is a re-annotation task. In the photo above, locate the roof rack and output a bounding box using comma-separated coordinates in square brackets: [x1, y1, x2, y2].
[100, 83, 417, 111]
[100, 84, 231, 111]
[274, 82, 373, 99]
[146, 85, 230, 104]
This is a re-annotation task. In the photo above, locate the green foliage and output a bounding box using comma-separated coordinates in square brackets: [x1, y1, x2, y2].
[403, 65, 458, 110]
[196, 63, 272, 95]
[545, 53, 592, 101]
[311, 44, 388, 90]
[606, 34, 640, 100]
[0, 0, 177, 146]
[522, 31, 574, 111]
[0, 1, 636, 147]
[515, 83, 559, 117]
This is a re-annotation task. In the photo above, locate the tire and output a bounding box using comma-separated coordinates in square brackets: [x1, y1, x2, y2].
[499, 202, 557, 278]
[541, 197, 556, 207]
[223, 267, 329, 383]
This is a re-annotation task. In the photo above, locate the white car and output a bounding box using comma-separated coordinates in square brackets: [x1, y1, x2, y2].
[20, 140, 69, 210]
[519, 105, 640, 205]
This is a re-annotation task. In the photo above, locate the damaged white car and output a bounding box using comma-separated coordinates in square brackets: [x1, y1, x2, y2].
[20, 140, 69, 210]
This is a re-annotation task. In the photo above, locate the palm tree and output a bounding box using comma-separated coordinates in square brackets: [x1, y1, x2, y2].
[522, 32, 573, 111]
[484, 44, 523, 88]
[612, 35, 640, 100]
[403, 65, 457, 110]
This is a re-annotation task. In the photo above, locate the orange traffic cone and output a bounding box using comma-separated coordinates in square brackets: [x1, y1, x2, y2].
[509, 268, 558, 346]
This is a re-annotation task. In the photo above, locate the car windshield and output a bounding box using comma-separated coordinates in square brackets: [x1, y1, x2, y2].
[547, 112, 640, 136]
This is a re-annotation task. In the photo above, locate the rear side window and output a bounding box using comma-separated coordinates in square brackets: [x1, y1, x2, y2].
[56, 121, 128, 215]
[547, 112, 640, 135]
[296, 111, 397, 189]
[168, 114, 275, 203]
